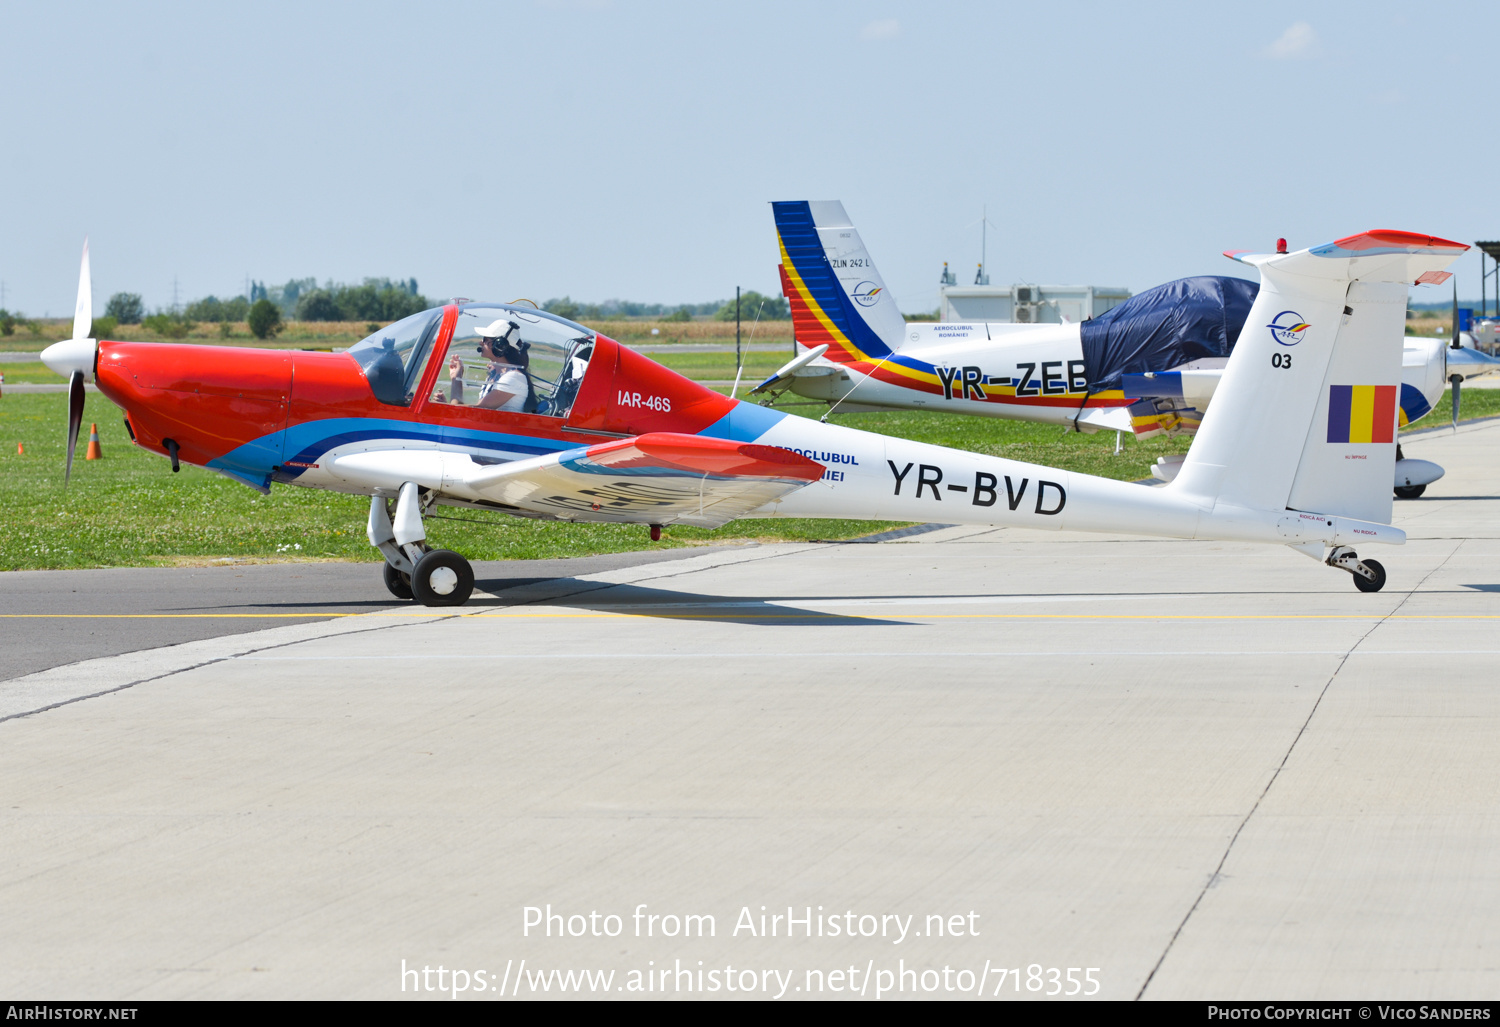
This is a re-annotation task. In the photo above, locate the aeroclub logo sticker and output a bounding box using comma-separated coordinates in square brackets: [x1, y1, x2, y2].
[851, 281, 883, 307]
[1267, 310, 1311, 346]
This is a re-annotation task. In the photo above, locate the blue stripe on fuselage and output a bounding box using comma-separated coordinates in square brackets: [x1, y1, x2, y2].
[697, 401, 789, 443]
[207, 417, 580, 488]
[1120, 371, 1184, 400]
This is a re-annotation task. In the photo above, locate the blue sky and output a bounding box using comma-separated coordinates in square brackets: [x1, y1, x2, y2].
[2, 1, 1496, 317]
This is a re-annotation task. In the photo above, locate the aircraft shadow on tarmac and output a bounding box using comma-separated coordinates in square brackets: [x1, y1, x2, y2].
[471, 575, 910, 627]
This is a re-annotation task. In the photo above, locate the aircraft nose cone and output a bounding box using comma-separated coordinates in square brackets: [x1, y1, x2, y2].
[41, 337, 97, 380]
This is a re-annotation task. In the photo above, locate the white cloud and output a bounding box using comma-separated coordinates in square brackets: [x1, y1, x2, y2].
[1264, 21, 1318, 59]
[859, 19, 900, 41]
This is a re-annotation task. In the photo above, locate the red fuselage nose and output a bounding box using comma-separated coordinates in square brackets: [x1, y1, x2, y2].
[95, 342, 418, 488]
[97, 343, 294, 471]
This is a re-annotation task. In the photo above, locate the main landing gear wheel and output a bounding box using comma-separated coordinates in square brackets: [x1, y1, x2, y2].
[1353, 559, 1386, 593]
[410, 549, 475, 607]
[1394, 484, 1426, 499]
[382, 562, 413, 601]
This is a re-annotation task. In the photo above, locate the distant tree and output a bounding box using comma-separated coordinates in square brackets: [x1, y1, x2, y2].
[142, 313, 195, 339]
[184, 295, 250, 322]
[105, 292, 144, 324]
[279, 277, 317, 307]
[714, 290, 788, 321]
[662, 307, 692, 323]
[247, 299, 283, 339]
[545, 296, 582, 321]
[0, 309, 16, 336]
[91, 315, 118, 339]
[292, 279, 428, 321]
[295, 289, 342, 321]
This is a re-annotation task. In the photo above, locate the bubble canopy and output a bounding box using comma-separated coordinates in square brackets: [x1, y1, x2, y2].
[346, 302, 598, 413]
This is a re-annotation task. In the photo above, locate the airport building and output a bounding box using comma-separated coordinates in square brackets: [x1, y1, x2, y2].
[938, 274, 1130, 324]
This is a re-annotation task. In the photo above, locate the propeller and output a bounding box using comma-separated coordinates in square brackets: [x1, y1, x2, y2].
[40, 239, 98, 484]
[65, 371, 85, 483]
[1449, 281, 1462, 430]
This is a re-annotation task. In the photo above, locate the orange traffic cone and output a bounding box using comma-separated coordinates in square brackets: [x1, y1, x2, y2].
[16, 442, 23, 455]
[85, 423, 103, 460]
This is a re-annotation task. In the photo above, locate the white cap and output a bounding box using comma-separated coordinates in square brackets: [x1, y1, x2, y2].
[476, 318, 519, 341]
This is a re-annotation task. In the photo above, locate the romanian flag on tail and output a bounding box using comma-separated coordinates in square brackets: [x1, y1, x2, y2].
[1327, 385, 1397, 443]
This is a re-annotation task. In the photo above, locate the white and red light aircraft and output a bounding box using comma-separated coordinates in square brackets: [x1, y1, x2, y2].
[761, 201, 1500, 497]
[42, 230, 1465, 605]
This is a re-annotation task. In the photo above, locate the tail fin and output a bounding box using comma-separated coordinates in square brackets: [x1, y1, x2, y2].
[1175, 231, 1468, 524]
[772, 201, 906, 361]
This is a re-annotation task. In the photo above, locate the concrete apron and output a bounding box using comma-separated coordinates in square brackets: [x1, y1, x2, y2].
[1, 423, 1499, 1000]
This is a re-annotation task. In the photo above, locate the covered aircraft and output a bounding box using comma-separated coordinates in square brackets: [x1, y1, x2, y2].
[761, 201, 1500, 496]
[42, 230, 1466, 603]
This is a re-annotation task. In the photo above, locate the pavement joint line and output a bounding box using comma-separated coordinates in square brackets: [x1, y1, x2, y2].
[0, 547, 792, 720]
[1134, 537, 1461, 999]
[8, 611, 1500, 620]
[233, 649, 1500, 660]
[469, 611, 1500, 620]
[0, 609, 464, 725]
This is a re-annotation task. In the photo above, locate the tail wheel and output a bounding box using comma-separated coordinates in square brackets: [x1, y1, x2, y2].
[382, 562, 413, 601]
[411, 549, 475, 607]
[1353, 559, 1386, 593]
[1394, 484, 1426, 499]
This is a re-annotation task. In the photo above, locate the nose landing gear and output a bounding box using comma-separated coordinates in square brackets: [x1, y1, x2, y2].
[1325, 546, 1387, 593]
[367, 484, 475, 607]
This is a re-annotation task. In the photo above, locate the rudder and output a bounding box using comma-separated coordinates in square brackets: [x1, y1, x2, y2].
[1172, 231, 1467, 524]
[773, 200, 905, 361]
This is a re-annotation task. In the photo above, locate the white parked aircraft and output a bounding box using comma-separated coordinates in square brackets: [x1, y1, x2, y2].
[761, 201, 1500, 498]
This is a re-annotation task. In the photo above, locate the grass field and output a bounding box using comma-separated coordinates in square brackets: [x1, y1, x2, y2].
[0, 384, 1187, 571]
[3, 375, 1493, 572]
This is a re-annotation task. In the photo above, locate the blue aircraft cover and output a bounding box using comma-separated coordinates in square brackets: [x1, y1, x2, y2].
[1079, 276, 1259, 390]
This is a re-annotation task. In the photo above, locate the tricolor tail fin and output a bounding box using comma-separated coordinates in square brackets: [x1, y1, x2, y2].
[1176, 231, 1468, 524]
[773, 201, 906, 362]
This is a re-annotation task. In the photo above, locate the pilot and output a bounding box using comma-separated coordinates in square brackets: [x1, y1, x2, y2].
[450, 319, 531, 411]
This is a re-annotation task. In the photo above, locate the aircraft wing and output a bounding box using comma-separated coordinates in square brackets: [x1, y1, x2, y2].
[461, 432, 826, 528]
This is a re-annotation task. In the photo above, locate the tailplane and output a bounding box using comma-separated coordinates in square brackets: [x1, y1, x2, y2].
[773, 201, 906, 361]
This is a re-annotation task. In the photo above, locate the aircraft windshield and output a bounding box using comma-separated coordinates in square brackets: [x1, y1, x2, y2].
[430, 303, 596, 419]
[348, 309, 444, 406]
